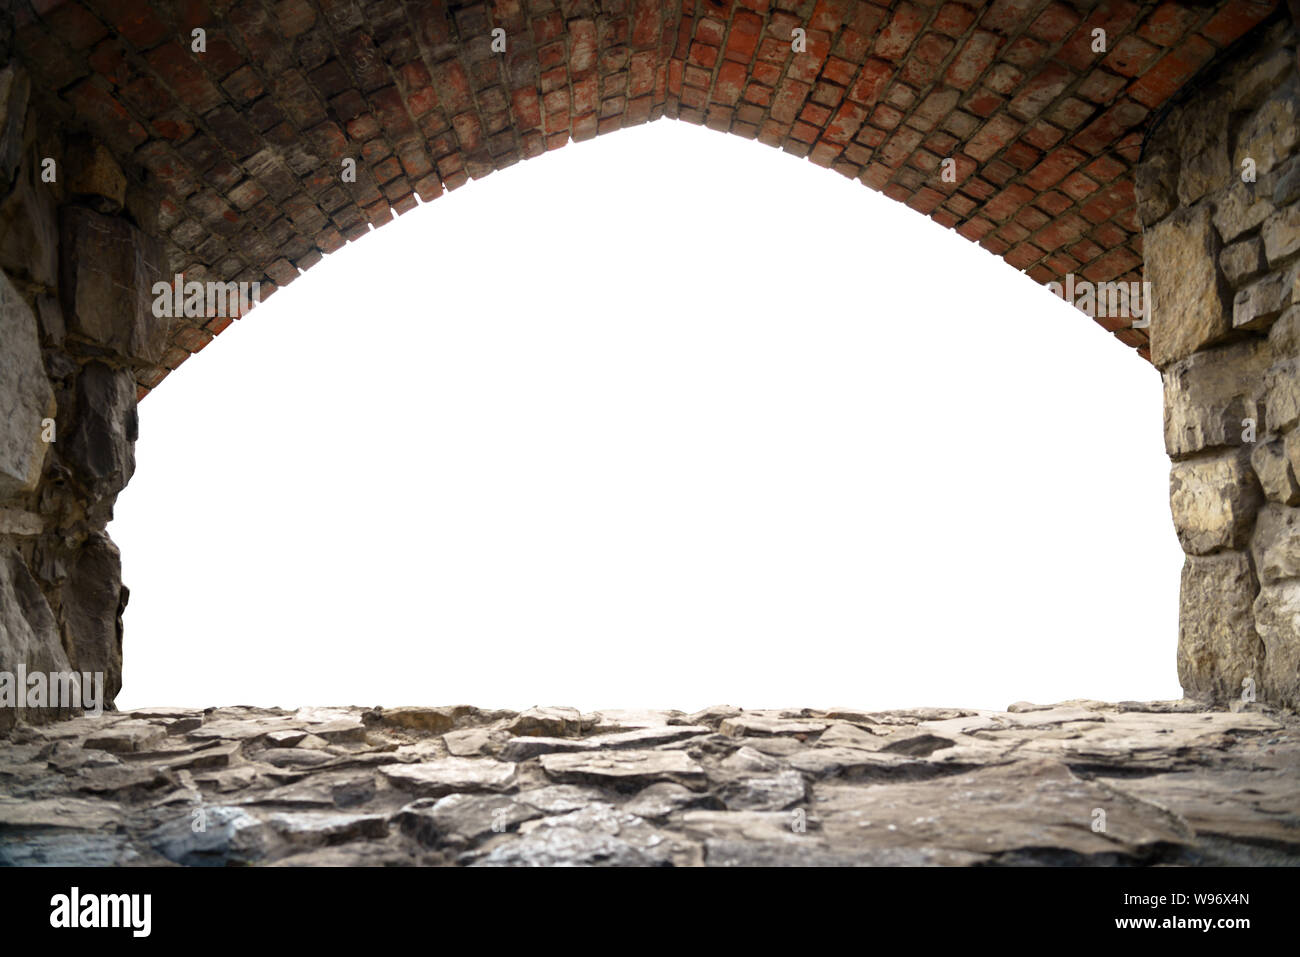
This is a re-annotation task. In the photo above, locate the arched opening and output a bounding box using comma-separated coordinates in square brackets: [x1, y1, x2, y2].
[0, 0, 1291, 720]
[111, 121, 1181, 711]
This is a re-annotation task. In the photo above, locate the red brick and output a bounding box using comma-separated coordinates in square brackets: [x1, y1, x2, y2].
[874, 2, 926, 60]
[146, 43, 225, 114]
[847, 59, 893, 106]
[725, 12, 763, 62]
[91, 0, 169, 49]
[1104, 34, 1160, 78]
[66, 79, 148, 152]
[900, 34, 955, 88]
[833, 28, 872, 63]
[1033, 212, 1088, 251]
[1057, 2, 1143, 72]
[965, 113, 1020, 162]
[1023, 145, 1086, 190]
[957, 216, 994, 241]
[945, 30, 1000, 86]
[933, 2, 978, 38]
[47, 3, 109, 49]
[1199, 1, 1274, 47]
[982, 0, 1040, 34]
[1137, 2, 1198, 46]
[1005, 241, 1045, 270]
[983, 183, 1034, 222]
[1059, 171, 1099, 200]
[1028, 2, 1081, 43]
[823, 56, 858, 87]
[1007, 62, 1072, 121]
[824, 100, 868, 145]
[1069, 99, 1148, 155]
[1128, 36, 1216, 108]
[630, 0, 661, 49]
[715, 60, 747, 105]
[689, 41, 719, 69]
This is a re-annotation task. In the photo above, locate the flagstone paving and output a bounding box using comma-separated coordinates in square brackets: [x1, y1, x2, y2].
[1, 700, 1297, 866]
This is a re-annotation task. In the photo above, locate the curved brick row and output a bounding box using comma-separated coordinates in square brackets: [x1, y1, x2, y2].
[9, 0, 1281, 397]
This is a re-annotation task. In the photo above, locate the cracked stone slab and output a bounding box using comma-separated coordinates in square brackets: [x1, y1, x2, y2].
[265, 810, 389, 847]
[469, 803, 683, 867]
[396, 793, 543, 847]
[0, 796, 122, 829]
[811, 759, 1196, 862]
[540, 749, 708, 791]
[718, 716, 830, 737]
[1096, 769, 1300, 850]
[501, 725, 711, 761]
[380, 758, 517, 797]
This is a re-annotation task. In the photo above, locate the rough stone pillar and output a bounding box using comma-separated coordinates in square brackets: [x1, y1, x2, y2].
[0, 58, 165, 730]
[1139, 18, 1300, 710]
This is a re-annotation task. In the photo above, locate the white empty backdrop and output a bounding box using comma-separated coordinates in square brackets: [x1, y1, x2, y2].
[111, 120, 1183, 713]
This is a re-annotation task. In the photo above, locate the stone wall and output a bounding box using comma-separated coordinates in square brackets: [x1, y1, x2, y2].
[1140, 17, 1300, 710]
[0, 44, 163, 729]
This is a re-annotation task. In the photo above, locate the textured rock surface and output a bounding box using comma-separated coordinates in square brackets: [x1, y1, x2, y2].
[63, 363, 137, 505]
[1163, 342, 1269, 459]
[1255, 582, 1300, 707]
[1, 701, 1296, 867]
[1252, 438, 1300, 504]
[1178, 552, 1264, 705]
[1146, 205, 1231, 369]
[57, 207, 166, 366]
[59, 534, 126, 704]
[0, 270, 53, 499]
[0, 548, 73, 734]
[1169, 450, 1261, 555]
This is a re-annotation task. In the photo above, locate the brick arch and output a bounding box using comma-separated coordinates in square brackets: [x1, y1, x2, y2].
[9, 0, 1280, 401]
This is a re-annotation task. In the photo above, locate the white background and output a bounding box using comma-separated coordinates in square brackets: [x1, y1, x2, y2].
[111, 120, 1184, 714]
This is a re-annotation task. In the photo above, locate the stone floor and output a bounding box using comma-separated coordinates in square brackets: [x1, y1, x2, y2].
[1, 700, 1297, 866]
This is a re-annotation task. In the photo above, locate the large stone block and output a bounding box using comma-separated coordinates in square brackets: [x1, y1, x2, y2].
[1251, 503, 1300, 585]
[0, 270, 54, 501]
[1169, 450, 1261, 555]
[65, 136, 126, 214]
[58, 206, 167, 365]
[0, 146, 59, 287]
[1274, 155, 1300, 208]
[1161, 341, 1269, 458]
[1219, 236, 1266, 287]
[1176, 84, 1231, 207]
[1251, 439, 1300, 504]
[0, 64, 29, 192]
[1264, 358, 1300, 433]
[1212, 181, 1275, 244]
[1232, 43, 1294, 113]
[1135, 148, 1177, 228]
[1147, 205, 1231, 369]
[1271, 304, 1300, 356]
[0, 545, 75, 732]
[61, 532, 124, 706]
[1235, 74, 1299, 177]
[1177, 552, 1263, 705]
[1262, 202, 1300, 266]
[64, 362, 137, 503]
[1232, 270, 1289, 331]
[1253, 581, 1300, 709]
